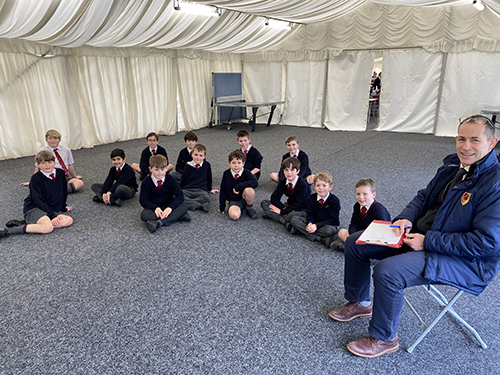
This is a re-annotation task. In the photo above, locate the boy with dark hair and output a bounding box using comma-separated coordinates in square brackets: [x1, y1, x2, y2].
[270, 135, 314, 185]
[139, 154, 190, 233]
[261, 156, 310, 228]
[22, 129, 84, 193]
[330, 178, 390, 251]
[91, 149, 138, 206]
[1, 151, 73, 239]
[219, 150, 258, 220]
[180, 144, 219, 212]
[290, 171, 341, 244]
[132, 132, 173, 180]
[237, 130, 263, 181]
[171, 131, 198, 182]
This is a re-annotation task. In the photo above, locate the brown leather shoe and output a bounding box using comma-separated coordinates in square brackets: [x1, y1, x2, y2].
[347, 335, 399, 358]
[328, 302, 372, 322]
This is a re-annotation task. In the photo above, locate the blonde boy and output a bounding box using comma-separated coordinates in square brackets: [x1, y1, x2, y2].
[2, 151, 73, 239]
[330, 178, 390, 251]
[290, 171, 340, 244]
[22, 130, 84, 193]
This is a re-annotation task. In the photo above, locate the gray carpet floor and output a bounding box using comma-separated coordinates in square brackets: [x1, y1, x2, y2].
[0, 123, 499, 374]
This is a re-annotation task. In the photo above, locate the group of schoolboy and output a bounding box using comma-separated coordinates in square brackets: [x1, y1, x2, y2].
[0, 129, 391, 248]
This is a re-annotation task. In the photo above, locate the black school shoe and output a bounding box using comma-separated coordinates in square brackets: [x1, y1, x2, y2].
[146, 220, 161, 233]
[246, 208, 257, 220]
[111, 198, 122, 207]
[179, 213, 191, 222]
[6, 219, 26, 228]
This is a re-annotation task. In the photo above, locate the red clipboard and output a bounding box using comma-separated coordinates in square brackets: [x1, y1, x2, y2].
[355, 220, 404, 248]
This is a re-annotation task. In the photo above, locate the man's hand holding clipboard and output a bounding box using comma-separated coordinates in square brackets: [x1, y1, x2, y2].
[391, 219, 425, 251]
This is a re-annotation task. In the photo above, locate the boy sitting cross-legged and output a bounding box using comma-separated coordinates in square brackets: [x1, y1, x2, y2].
[270, 135, 314, 185]
[329, 178, 390, 251]
[237, 130, 263, 181]
[139, 154, 190, 233]
[171, 131, 198, 182]
[91, 148, 138, 206]
[290, 171, 341, 245]
[261, 156, 310, 229]
[180, 144, 219, 212]
[219, 150, 258, 220]
[131, 132, 173, 180]
[1, 151, 73, 239]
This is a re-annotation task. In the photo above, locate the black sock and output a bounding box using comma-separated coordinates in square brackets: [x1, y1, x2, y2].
[7, 225, 27, 235]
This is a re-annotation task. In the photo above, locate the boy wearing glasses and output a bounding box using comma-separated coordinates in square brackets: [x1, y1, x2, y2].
[132, 132, 173, 180]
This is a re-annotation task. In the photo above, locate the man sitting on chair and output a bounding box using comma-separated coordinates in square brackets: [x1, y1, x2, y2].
[328, 115, 500, 358]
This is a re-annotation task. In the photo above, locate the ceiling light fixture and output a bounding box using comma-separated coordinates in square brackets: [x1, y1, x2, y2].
[173, 0, 218, 17]
[473, 0, 485, 11]
[265, 18, 292, 30]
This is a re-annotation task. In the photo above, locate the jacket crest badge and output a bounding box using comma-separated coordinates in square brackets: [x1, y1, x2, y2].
[461, 192, 471, 206]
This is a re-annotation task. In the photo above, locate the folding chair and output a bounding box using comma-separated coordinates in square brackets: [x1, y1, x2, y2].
[403, 285, 488, 353]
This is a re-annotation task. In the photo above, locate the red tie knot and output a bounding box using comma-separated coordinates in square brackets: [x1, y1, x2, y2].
[234, 173, 239, 179]
[50, 173, 55, 181]
[117, 168, 121, 175]
[361, 206, 367, 216]
[244, 149, 248, 155]
[319, 198, 324, 206]
[195, 164, 200, 169]
[157, 180, 163, 189]
[152, 149, 156, 155]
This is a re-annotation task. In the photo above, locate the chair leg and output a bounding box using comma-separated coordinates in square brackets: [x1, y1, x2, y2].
[405, 286, 487, 353]
[426, 286, 487, 349]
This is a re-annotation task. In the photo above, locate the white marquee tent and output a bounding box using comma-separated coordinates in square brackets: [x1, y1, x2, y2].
[1, 0, 500, 160]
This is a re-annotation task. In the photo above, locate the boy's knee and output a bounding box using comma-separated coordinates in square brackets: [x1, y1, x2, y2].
[344, 232, 362, 256]
[40, 224, 54, 234]
[338, 228, 348, 242]
[228, 206, 241, 220]
[290, 215, 301, 226]
[229, 211, 240, 221]
[243, 188, 255, 200]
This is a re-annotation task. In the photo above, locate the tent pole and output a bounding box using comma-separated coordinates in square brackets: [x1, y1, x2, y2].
[433, 52, 448, 134]
[321, 58, 329, 127]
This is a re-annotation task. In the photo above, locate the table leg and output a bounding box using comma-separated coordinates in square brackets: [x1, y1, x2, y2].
[251, 107, 258, 132]
[267, 105, 277, 128]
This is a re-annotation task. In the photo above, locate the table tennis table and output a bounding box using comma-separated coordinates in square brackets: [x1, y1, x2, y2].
[213, 96, 285, 132]
[481, 106, 500, 125]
